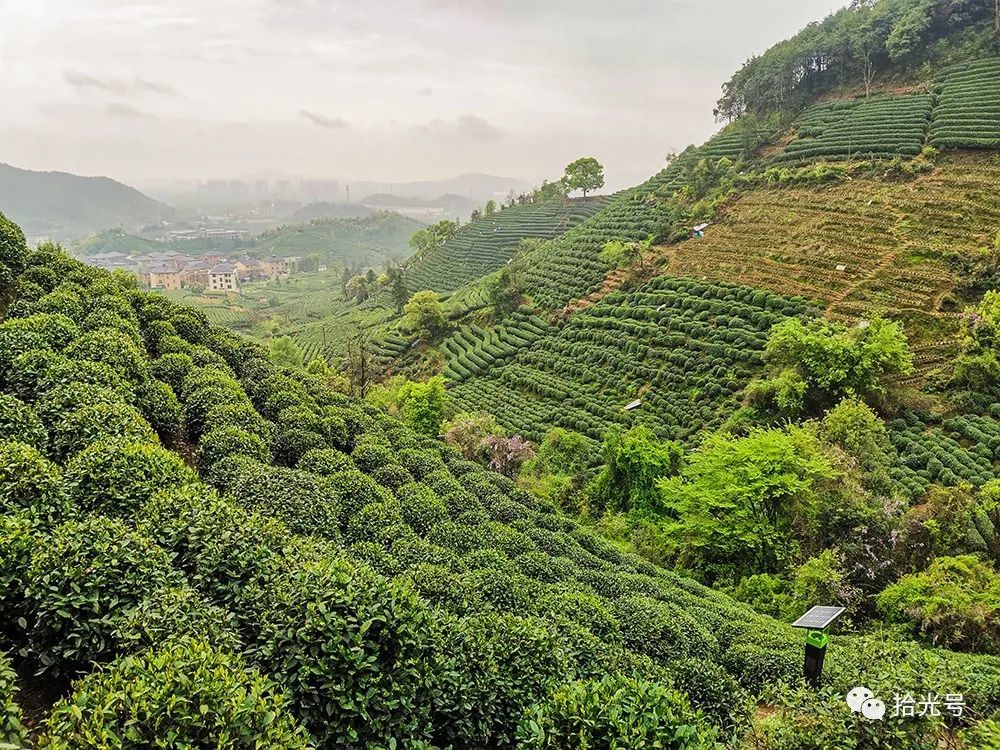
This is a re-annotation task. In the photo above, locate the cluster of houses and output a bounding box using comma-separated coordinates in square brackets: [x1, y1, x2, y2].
[85, 250, 292, 294]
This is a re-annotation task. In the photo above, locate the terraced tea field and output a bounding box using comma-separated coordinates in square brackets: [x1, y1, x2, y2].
[890, 411, 1000, 497]
[772, 94, 933, 163]
[449, 277, 814, 444]
[664, 153, 1000, 377]
[932, 57, 1000, 150]
[404, 198, 607, 293]
[518, 128, 770, 310]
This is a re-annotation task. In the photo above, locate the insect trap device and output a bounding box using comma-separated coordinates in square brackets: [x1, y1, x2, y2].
[790, 605, 846, 688]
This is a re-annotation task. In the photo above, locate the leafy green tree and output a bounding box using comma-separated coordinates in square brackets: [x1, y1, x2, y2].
[658, 427, 835, 580]
[398, 376, 447, 438]
[269, 335, 304, 369]
[403, 290, 447, 340]
[819, 397, 895, 493]
[563, 157, 605, 197]
[600, 237, 652, 270]
[442, 411, 503, 461]
[751, 317, 912, 417]
[588, 426, 683, 515]
[484, 200, 496, 217]
[878, 555, 1000, 653]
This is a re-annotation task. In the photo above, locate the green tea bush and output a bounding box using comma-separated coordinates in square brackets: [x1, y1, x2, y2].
[205, 402, 273, 440]
[518, 674, 716, 749]
[63, 439, 196, 518]
[0, 440, 70, 522]
[229, 463, 341, 541]
[326, 469, 395, 521]
[397, 482, 450, 534]
[138, 486, 289, 615]
[66, 327, 148, 383]
[250, 556, 436, 748]
[50, 402, 156, 460]
[133, 378, 183, 443]
[114, 586, 240, 653]
[0, 392, 47, 449]
[32, 381, 127, 428]
[150, 351, 194, 393]
[297, 447, 353, 475]
[271, 425, 328, 466]
[38, 639, 311, 749]
[0, 651, 29, 750]
[25, 516, 182, 675]
[197, 426, 270, 473]
[0, 514, 35, 639]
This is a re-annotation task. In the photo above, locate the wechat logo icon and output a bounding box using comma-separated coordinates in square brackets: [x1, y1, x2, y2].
[847, 687, 886, 720]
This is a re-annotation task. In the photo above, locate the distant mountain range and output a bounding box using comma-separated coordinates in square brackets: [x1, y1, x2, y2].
[0, 162, 173, 241]
[348, 173, 534, 202]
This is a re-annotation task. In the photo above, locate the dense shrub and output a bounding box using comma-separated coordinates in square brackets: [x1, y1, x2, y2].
[518, 674, 716, 749]
[250, 556, 436, 748]
[66, 326, 149, 383]
[298, 447, 355, 474]
[271, 426, 328, 466]
[114, 586, 240, 653]
[0, 651, 29, 750]
[0, 392, 47, 449]
[197, 426, 270, 472]
[25, 516, 182, 675]
[0, 440, 70, 522]
[878, 555, 1000, 653]
[133, 378, 183, 443]
[39, 639, 311, 749]
[50, 402, 156, 460]
[0, 514, 35, 639]
[205, 402, 273, 440]
[63, 439, 196, 518]
[138, 486, 290, 615]
[150, 351, 194, 393]
[229, 463, 341, 541]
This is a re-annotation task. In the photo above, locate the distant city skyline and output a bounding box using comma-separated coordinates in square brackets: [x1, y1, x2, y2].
[3, 0, 847, 191]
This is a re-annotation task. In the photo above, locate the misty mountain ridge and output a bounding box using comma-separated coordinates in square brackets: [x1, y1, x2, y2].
[0, 162, 172, 241]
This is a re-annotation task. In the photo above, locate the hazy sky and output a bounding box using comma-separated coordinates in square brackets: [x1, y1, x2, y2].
[1, 0, 846, 190]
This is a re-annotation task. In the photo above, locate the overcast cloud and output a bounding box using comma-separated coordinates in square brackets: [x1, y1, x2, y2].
[1, 0, 846, 190]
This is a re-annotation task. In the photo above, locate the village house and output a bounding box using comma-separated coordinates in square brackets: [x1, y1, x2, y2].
[259, 255, 288, 279]
[208, 262, 239, 292]
[147, 263, 182, 290]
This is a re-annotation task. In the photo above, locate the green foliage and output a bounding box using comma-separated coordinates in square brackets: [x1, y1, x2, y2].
[0, 651, 29, 750]
[754, 317, 913, 417]
[229, 462, 341, 541]
[269, 335, 304, 368]
[878, 555, 1000, 653]
[0, 392, 47, 450]
[658, 427, 835, 580]
[399, 376, 448, 438]
[563, 157, 605, 197]
[250, 556, 435, 748]
[403, 290, 447, 340]
[66, 326, 149, 383]
[197, 426, 270, 472]
[25, 516, 182, 675]
[819, 397, 895, 493]
[519, 674, 715, 749]
[443, 410, 503, 461]
[50, 401, 156, 460]
[39, 639, 311, 749]
[63, 439, 196, 518]
[0, 440, 70, 523]
[0, 514, 35, 640]
[114, 587, 240, 654]
[589, 426, 683, 515]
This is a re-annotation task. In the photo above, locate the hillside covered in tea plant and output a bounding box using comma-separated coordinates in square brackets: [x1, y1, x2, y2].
[3, 201, 1000, 746]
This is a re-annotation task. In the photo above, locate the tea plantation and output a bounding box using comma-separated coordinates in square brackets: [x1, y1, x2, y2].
[932, 57, 1000, 150]
[405, 198, 607, 294]
[449, 277, 817, 444]
[771, 94, 933, 164]
[4, 211, 1000, 747]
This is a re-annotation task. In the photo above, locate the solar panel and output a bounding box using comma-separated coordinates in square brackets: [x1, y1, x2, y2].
[791, 606, 845, 630]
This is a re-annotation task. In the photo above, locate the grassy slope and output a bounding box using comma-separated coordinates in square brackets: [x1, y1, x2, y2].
[665, 152, 1000, 380]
